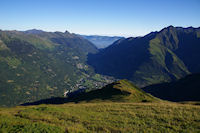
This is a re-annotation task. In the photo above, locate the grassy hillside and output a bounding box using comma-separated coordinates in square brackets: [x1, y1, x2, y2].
[143, 73, 200, 101]
[0, 79, 199, 132]
[0, 102, 200, 132]
[0, 30, 114, 106]
[88, 26, 200, 87]
[67, 79, 158, 103]
[22, 80, 159, 105]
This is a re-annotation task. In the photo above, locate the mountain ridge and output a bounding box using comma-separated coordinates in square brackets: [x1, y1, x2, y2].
[0, 29, 114, 106]
[22, 79, 159, 106]
[88, 26, 200, 87]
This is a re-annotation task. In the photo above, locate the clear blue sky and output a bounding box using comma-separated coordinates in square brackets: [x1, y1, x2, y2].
[0, 0, 199, 37]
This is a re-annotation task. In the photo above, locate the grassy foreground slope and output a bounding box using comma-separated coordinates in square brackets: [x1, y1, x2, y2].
[1, 80, 200, 132]
[0, 102, 200, 132]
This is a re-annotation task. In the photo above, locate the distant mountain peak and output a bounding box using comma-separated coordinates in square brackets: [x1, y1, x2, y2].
[167, 25, 174, 28]
[160, 25, 175, 32]
[24, 29, 44, 34]
[64, 30, 70, 34]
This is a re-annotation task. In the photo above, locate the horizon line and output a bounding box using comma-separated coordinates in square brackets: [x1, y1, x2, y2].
[1, 25, 199, 38]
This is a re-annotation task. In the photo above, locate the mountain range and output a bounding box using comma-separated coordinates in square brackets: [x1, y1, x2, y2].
[88, 26, 200, 87]
[81, 35, 123, 48]
[0, 29, 113, 106]
[1, 26, 200, 106]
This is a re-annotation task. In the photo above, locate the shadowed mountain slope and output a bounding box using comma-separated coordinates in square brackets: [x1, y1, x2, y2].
[143, 73, 200, 102]
[88, 26, 200, 87]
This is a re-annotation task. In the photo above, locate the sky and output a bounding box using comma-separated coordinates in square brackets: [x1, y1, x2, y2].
[0, 0, 199, 37]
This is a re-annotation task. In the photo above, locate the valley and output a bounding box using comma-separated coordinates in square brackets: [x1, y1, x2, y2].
[0, 27, 200, 133]
[1, 0, 200, 132]
[0, 30, 114, 106]
[1, 26, 200, 107]
[81, 35, 123, 49]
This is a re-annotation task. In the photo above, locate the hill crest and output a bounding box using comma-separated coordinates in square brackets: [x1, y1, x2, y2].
[22, 80, 159, 106]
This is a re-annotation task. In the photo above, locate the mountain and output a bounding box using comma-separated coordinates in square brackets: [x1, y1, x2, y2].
[0, 29, 114, 106]
[22, 79, 159, 105]
[143, 73, 200, 101]
[88, 26, 200, 87]
[68, 79, 158, 103]
[81, 35, 123, 48]
[23, 29, 44, 34]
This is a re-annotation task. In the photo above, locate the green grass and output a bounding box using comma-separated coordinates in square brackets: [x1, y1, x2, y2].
[0, 102, 200, 132]
[197, 32, 200, 38]
[0, 40, 9, 50]
[67, 80, 159, 103]
[1, 78, 198, 133]
[4, 57, 21, 68]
